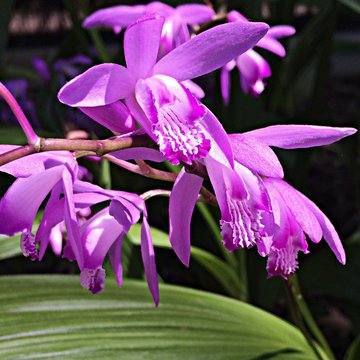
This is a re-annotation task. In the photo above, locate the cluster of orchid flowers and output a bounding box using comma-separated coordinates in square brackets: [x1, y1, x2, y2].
[0, 2, 356, 305]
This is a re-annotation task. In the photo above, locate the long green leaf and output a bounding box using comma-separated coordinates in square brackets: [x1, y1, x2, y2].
[337, 0, 360, 13]
[127, 224, 245, 299]
[0, 275, 318, 359]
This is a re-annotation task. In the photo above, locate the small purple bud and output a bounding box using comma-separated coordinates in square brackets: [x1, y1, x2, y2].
[80, 267, 106, 294]
[20, 231, 39, 261]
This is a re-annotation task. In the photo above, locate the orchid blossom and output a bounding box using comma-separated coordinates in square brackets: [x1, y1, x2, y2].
[221, 10, 295, 101]
[169, 125, 356, 266]
[83, 1, 215, 57]
[58, 15, 269, 165]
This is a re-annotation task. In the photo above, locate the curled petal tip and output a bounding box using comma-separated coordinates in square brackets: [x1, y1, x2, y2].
[80, 267, 106, 295]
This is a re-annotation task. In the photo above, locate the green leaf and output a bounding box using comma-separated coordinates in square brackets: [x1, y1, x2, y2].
[0, 212, 43, 260]
[345, 335, 360, 360]
[127, 224, 245, 299]
[337, 0, 360, 13]
[0, 275, 318, 359]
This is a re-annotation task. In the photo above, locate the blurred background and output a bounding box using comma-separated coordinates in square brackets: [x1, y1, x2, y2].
[0, 1, 359, 358]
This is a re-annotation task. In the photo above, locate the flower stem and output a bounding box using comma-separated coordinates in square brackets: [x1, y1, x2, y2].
[285, 278, 334, 360]
[0, 82, 39, 145]
[290, 276, 336, 360]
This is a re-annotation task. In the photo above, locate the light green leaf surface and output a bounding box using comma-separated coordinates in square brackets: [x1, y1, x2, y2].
[0, 275, 318, 359]
[127, 224, 245, 299]
[338, 0, 360, 13]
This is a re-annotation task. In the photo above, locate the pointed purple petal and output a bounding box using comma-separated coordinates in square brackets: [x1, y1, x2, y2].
[81, 208, 126, 269]
[267, 179, 322, 243]
[229, 133, 284, 178]
[0, 166, 63, 236]
[141, 210, 159, 306]
[256, 37, 286, 57]
[169, 168, 203, 267]
[62, 167, 83, 268]
[58, 64, 135, 107]
[80, 102, 136, 134]
[200, 108, 234, 168]
[175, 4, 215, 24]
[83, 5, 146, 29]
[153, 21, 269, 81]
[109, 235, 125, 287]
[124, 15, 164, 79]
[267, 25, 296, 38]
[299, 193, 346, 264]
[245, 125, 357, 149]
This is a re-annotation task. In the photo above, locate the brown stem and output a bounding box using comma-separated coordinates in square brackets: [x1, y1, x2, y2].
[0, 134, 154, 167]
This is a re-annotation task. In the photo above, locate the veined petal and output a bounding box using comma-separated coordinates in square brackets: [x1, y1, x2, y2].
[0, 166, 64, 236]
[141, 209, 159, 306]
[124, 15, 164, 78]
[175, 4, 215, 24]
[245, 125, 357, 149]
[267, 179, 322, 243]
[169, 168, 203, 267]
[153, 21, 269, 81]
[229, 133, 283, 178]
[80, 102, 136, 134]
[58, 64, 135, 107]
[83, 5, 146, 29]
[299, 192, 346, 265]
[135, 75, 210, 165]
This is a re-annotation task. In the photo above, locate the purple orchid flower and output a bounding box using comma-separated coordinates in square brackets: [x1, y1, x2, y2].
[58, 15, 269, 165]
[83, 2, 215, 57]
[0, 148, 82, 262]
[221, 10, 295, 101]
[36, 179, 159, 303]
[264, 178, 345, 279]
[169, 125, 356, 266]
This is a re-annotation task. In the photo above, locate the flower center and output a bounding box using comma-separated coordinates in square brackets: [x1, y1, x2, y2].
[20, 231, 39, 261]
[221, 194, 266, 251]
[153, 103, 210, 165]
[80, 267, 106, 294]
[135, 75, 211, 165]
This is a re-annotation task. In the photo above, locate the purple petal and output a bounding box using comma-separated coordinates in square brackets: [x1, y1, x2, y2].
[175, 4, 215, 24]
[266, 179, 322, 243]
[62, 168, 83, 267]
[80, 267, 106, 294]
[169, 168, 203, 267]
[227, 10, 248, 23]
[0, 150, 74, 178]
[83, 5, 146, 29]
[141, 210, 159, 306]
[110, 148, 164, 162]
[49, 222, 64, 256]
[267, 25, 296, 38]
[299, 193, 346, 265]
[181, 80, 205, 99]
[256, 37, 286, 57]
[32, 57, 51, 82]
[80, 102, 136, 134]
[229, 133, 284, 178]
[200, 108, 234, 168]
[109, 198, 141, 227]
[237, 50, 271, 83]
[109, 236, 125, 287]
[153, 21, 269, 81]
[124, 15, 164, 79]
[58, 64, 135, 107]
[81, 208, 126, 269]
[0, 166, 64, 236]
[245, 125, 357, 149]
